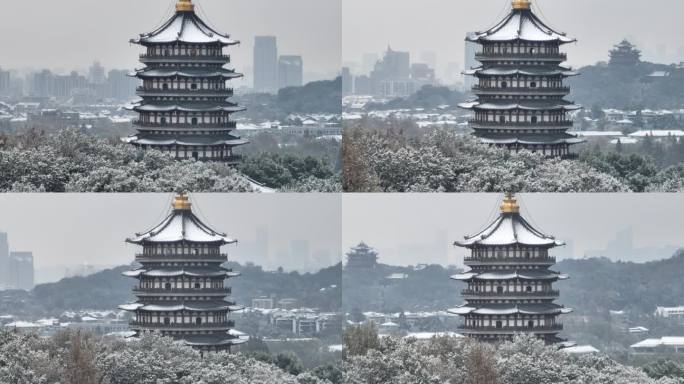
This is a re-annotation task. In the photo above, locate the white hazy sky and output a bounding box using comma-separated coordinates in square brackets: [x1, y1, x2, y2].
[0, 0, 341, 82]
[0, 194, 341, 273]
[343, 0, 684, 71]
[342, 194, 684, 267]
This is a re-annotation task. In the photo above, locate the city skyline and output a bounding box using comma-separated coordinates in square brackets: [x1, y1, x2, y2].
[342, 194, 684, 267]
[343, 0, 684, 80]
[0, 194, 342, 276]
[0, 0, 341, 83]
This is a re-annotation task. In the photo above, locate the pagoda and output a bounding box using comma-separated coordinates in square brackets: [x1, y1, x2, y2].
[125, 0, 248, 162]
[345, 242, 379, 270]
[609, 40, 641, 67]
[448, 193, 572, 343]
[460, 0, 584, 157]
[119, 194, 246, 352]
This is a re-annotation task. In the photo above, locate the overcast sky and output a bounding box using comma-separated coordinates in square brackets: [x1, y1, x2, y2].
[0, 194, 341, 276]
[0, 0, 341, 82]
[342, 194, 684, 267]
[343, 0, 684, 73]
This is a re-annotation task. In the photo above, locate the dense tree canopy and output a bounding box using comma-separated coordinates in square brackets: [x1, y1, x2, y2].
[343, 326, 682, 384]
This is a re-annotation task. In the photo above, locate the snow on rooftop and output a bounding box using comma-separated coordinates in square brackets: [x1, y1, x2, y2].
[404, 332, 464, 340]
[562, 345, 599, 354]
[629, 130, 684, 137]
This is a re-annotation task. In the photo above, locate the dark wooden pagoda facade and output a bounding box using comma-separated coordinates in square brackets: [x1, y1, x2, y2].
[120, 194, 245, 352]
[125, 0, 247, 162]
[449, 193, 572, 344]
[460, 0, 584, 157]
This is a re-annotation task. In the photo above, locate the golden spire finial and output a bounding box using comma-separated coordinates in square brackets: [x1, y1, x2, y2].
[512, 0, 531, 10]
[500, 192, 520, 214]
[172, 194, 192, 211]
[176, 0, 195, 12]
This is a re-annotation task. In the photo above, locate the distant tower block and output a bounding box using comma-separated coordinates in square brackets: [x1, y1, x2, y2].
[449, 193, 572, 344]
[120, 194, 246, 352]
[459, 0, 584, 157]
[125, 0, 248, 162]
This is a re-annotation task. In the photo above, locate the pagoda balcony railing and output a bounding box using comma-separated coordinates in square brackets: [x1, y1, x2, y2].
[133, 121, 237, 129]
[140, 53, 230, 62]
[459, 324, 563, 333]
[136, 87, 234, 96]
[475, 52, 567, 61]
[130, 321, 235, 330]
[132, 287, 232, 295]
[472, 85, 570, 94]
[461, 289, 559, 297]
[464, 255, 556, 263]
[135, 253, 229, 259]
[469, 120, 573, 128]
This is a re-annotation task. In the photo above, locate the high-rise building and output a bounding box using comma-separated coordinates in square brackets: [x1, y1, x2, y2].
[449, 193, 572, 343]
[32, 70, 53, 98]
[420, 51, 437, 73]
[107, 69, 138, 101]
[341, 67, 353, 95]
[88, 61, 106, 85]
[278, 55, 303, 89]
[464, 33, 478, 90]
[370, 47, 413, 97]
[8, 252, 34, 291]
[410, 63, 435, 87]
[361, 53, 379, 75]
[0, 232, 8, 288]
[125, 0, 247, 162]
[0, 68, 10, 94]
[253, 36, 278, 93]
[120, 194, 245, 352]
[459, 0, 584, 157]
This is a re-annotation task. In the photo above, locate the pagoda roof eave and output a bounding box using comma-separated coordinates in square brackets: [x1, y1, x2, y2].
[133, 9, 239, 46]
[455, 212, 563, 247]
[132, 69, 243, 80]
[122, 268, 239, 278]
[128, 208, 236, 244]
[448, 303, 569, 316]
[458, 101, 581, 112]
[124, 136, 249, 148]
[119, 301, 237, 312]
[451, 270, 567, 281]
[465, 67, 578, 77]
[468, 9, 575, 45]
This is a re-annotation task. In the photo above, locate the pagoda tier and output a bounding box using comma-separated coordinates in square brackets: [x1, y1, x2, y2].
[448, 193, 572, 344]
[125, 0, 248, 163]
[609, 40, 641, 66]
[120, 194, 246, 352]
[346, 242, 379, 269]
[460, 0, 584, 157]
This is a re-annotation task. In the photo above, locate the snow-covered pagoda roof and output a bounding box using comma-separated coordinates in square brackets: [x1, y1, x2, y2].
[458, 100, 580, 112]
[464, 67, 578, 77]
[467, 1, 575, 44]
[448, 303, 572, 316]
[124, 135, 249, 147]
[451, 270, 568, 282]
[348, 242, 377, 254]
[184, 334, 247, 347]
[456, 193, 564, 247]
[119, 301, 243, 312]
[132, 0, 239, 46]
[131, 68, 243, 80]
[123, 268, 241, 278]
[127, 195, 236, 245]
